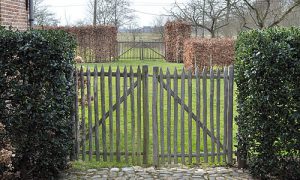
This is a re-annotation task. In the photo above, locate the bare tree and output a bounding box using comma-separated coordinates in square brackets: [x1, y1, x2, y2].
[126, 23, 142, 42]
[169, 0, 237, 38]
[234, 0, 300, 29]
[87, 0, 135, 28]
[152, 16, 168, 40]
[33, 0, 59, 26]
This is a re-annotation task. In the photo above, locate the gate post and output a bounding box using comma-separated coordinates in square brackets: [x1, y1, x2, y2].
[227, 65, 234, 164]
[142, 66, 149, 165]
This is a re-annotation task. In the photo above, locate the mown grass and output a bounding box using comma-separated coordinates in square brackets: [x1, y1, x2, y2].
[74, 59, 237, 168]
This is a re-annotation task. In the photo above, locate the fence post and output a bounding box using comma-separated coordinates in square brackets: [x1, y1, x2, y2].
[227, 65, 234, 164]
[152, 67, 159, 166]
[142, 65, 149, 165]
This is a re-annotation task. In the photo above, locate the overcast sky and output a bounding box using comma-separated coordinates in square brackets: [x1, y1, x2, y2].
[42, 0, 187, 26]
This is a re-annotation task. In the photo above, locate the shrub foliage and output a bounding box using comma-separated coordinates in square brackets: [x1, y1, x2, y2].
[0, 28, 76, 178]
[235, 27, 300, 179]
[36, 25, 117, 63]
[165, 21, 191, 63]
[183, 38, 234, 71]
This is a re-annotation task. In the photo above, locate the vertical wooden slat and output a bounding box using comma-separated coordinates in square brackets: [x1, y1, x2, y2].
[216, 69, 221, 162]
[166, 68, 171, 164]
[202, 67, 208, 163]
[188, 69, 193, 164]
[180, 68, 185, 164]
[173, 68, 178, 164]
[80, 66, 86, 161]
[210, 67, 215, 163]
[130, 66, 135, 163]
[159, 68, 165, 164]
[142, 65, 149, 165]
[116, 67, 121, 162]
[108, 66, 114, 161]
[87, 68, 93, 161]
[137, 66, 142, 165]
[152, 67, 159, 166]
[101, 66, 107, 161]
[94, 66, 100, 161]
[75, 69, 80, 160]
[195, 66, 201, 164]
[123, 66, 128, 163]
[223, 67, 228, 162]
[227, 65, 234, 164]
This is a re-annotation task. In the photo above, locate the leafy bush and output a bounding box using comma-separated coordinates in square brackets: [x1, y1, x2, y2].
[0, 28, 76, 178]
[0, 123, 14, 178]
[235, 27, 300, 179]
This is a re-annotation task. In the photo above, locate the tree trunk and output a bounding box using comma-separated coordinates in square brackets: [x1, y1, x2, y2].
[93, 0, 97, 26]
[226, 0, 231, 23]
[210, 30, 215, 38]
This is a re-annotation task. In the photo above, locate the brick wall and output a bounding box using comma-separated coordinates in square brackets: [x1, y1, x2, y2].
[0, 0, 29, 30]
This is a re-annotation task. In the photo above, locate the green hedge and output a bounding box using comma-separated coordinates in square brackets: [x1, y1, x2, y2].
[0, 28, 76, 178]
[235, 27, 300, 179]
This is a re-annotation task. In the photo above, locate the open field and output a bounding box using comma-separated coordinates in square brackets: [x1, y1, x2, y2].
[74, 59, 237, 167]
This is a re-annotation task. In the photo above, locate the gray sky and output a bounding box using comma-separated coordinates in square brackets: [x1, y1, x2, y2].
[43, 0, 186, 26]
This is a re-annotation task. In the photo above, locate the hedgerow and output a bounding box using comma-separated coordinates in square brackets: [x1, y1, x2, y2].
[0, 28, 76, 178]
[235, 27, 300, 179]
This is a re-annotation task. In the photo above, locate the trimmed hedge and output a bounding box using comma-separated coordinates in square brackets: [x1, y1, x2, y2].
[37, 25, 118, 62]
[183, 38, 234, 71]
[165, 21, 191, 63]
[235, 27, 300, 179]
[0, 123, 13, 178]
[0, 28, 76, 178]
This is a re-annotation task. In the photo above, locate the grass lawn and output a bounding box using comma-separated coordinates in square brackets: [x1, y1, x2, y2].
[73, 59, 237, 170]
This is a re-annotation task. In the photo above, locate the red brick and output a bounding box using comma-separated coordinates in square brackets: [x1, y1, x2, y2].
[0, 0, 29, 30]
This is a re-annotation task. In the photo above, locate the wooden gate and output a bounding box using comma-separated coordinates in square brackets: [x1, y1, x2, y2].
[117, 41, 165, 60]
[72, 65, 234, 166]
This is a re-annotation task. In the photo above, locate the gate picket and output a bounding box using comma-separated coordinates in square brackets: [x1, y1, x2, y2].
[202, 67, 208, 163]
[108, 66, 113, 161]
[166, 69, 171, 164]
[216, 69, 221, 163]
[142, 66, 149, 165]
[100, 66, 107, 161]
[123, 67, 128, 163]
[130, 66, 135, 163]
[116, 67, 121, 162]
[180, 68, 185, 164]
[228, 66, 234, 164]
[195, 67, 201, 164]
[87, 68, 93, 161]
[75, 69, 80, 160]
[188, 69, 193, 164]
[137, 66, 142, 165]
[80, 66, 86, 161]
[159, 68, 165, 164]
[94, 66, 100, 161]
[173, 68, 178, 164]
[152, 67, 159, 166]
[210, 68, 215, 163]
